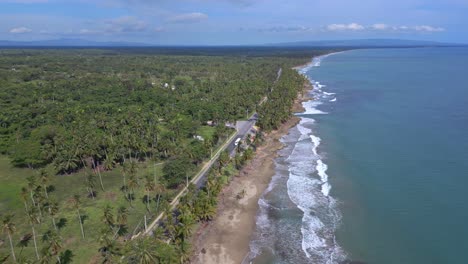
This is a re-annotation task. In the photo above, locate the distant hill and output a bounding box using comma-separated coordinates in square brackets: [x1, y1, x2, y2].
[0, 38, 465, 48]
[269, 39, 464, 48]
[0, 38, 150, 47]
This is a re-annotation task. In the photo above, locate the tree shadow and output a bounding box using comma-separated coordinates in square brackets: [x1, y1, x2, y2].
[80, 214, 89, 224]
[46, 185, 56, 194]
[126, 193, 135, 202]
[59, 249, 74, 264]
[142, 195, 152, 205]
[117, 225, 128, 237]
[87, 191, 97, 199]
[57, 218, 68, 230]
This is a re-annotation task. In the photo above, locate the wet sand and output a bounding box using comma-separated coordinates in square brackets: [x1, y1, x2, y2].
[191, 81, 311, 264]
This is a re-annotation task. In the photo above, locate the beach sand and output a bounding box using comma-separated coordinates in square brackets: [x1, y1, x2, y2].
[191, 81, 311, 264]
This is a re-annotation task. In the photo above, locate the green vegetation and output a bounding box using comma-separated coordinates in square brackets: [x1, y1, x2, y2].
[0, 47, 333, 263]
[257, 68, 307, 131]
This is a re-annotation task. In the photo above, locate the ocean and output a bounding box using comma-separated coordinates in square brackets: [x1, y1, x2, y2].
[245, 47, 468, 264]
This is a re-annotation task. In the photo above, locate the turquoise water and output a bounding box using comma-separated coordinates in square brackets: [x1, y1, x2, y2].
[247, 47, 468, 264]
[312, 47, 468, 263]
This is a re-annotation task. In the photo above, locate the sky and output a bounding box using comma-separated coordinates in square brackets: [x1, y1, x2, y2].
[0, 0, 467, 45]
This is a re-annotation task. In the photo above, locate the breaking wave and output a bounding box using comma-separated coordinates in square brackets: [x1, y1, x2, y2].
[245, 53, 346, 264]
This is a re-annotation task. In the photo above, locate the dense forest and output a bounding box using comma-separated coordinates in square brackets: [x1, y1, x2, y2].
[0, 47, 334, 263]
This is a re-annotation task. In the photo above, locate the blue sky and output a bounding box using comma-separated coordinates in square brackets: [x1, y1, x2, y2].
[1, 0, 467, 45]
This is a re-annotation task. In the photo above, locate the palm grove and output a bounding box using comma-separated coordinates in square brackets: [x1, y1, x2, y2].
[0, 48, 326, 263]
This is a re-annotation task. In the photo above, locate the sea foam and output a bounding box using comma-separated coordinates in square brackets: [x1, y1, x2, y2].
[288, 53, 346, 262]
[246, 53, 346, 264]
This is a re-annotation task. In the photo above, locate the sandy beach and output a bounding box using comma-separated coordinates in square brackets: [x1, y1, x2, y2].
[191, 81, 312, 264]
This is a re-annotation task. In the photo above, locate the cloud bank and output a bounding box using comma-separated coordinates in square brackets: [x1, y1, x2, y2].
[9, 27, 32, 33]
[166, 12, 208, 23]
[324, 23, 445, 32]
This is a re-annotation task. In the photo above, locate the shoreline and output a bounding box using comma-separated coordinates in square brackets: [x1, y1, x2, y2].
[191, 76, 312, 264]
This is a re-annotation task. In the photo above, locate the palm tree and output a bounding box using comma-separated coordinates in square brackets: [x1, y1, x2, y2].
[124, 237, 158, 264]
[17, 233, 32, 262]
[98, 228, 120, 264]
[115, 206, 128, 237]
[143, 175, 155, 212]
[176, 206, 194, 242]
[177, 240, 192, 264]
[1, 214, 17, 263]
[68, 195, 85, 239]
[42, 230, 62, 264]
[26, 207, 41, 260]
[101, 205, 114, 229]
[121, 160, 136, 201]
[127, 175, 139, 207]
[33, 185, 45, 219]
[84, 172, 97, 199]
[92, 157, 105, 191]
[44, 199, 59, 230]
[26, 176, 37, 206]
[38, 169, 50, 199]
[19, 187, 29, 212]
[152, 174, 164, 214]
[218, 150, 230, 173]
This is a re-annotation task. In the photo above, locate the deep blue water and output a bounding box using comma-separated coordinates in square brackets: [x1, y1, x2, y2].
[246, 47, 468, 264]
[312, 47, 468, 264]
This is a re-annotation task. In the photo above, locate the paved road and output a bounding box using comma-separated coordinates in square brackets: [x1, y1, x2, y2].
[227, 113, 258, 157]
[136, 113, 257, 237]
[134, 68, 280, 238]
[196, 112, 258, 189]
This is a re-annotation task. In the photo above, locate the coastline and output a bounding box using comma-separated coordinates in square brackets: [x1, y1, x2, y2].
[191, 77, 312, 264]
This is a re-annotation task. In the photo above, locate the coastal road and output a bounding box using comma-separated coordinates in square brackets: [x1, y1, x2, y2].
[134, 68, 281, 238]
[135, 112, 258, 238]
[226, 113, 258, 157]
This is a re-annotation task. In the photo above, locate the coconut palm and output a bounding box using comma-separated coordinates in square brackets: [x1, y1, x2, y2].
[176, 206, 195, 242]
[42, 230, 62, 264]
[92, 157, 105, 191]
[98, 228, 120, 264]
[33, 185, 46, 219]
[143, 175, 155, 212]
[38, 169, 50, 199]
[84, 171, 97, 199]
[115, 206, 128, 237]
[124, 237, 157, 264]
[19, 187, 30, 212]
[101, 205, 114, 229]
[127, 175, 139, 207]
[44, 199, 59, 230]
[1, 214, 17, 263]
[26, 207, 41, 260]
[68, 195, 85, 239]
[177, 240, 192, 264]
[121, 160, 136, 201]
[16, 233, 33, 262]
[26, 176, 37, 206]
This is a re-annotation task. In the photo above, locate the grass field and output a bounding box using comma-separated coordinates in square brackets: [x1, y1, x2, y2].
[0, 154, 172, 263]
[0, 126, 218, 263]
[0, 126, 219, 263]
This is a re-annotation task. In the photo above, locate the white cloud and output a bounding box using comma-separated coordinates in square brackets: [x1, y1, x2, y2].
[326, 23, 365, 31]
[79, 28, 99, 34]
[167, 12, 208, 23]
[9, 26, 33, 34]
[371, 23, 390, 30]
[104, 16, 147, 33]
[257, 25, 314, 33]
[325, 23, 445, 33]
[412, 25, 445, 32]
